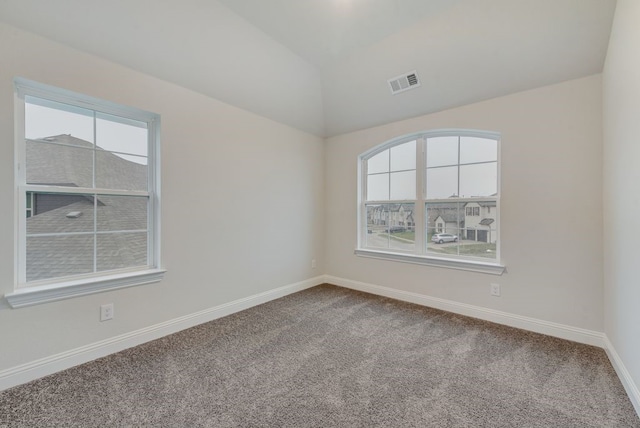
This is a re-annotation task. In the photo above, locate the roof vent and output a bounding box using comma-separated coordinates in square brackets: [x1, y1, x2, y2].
[66, 211, 82, 218]
[388, 71, 421, 95]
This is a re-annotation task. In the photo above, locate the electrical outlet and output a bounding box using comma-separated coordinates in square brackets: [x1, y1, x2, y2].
[311, 259, 317, 269]
[100, 303, 114, 321]
[490, 283, 501, 297]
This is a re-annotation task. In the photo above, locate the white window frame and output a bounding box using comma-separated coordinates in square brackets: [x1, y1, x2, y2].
[25, 192, 34, 218]
[356, 129, 505, 275]
[5, 78, 165, 308]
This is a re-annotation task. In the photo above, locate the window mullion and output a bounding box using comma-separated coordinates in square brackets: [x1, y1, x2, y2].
[359, 158, 367, 249]
[414, 137, 425, 254]
[16, 91, 27, 286]
[92, 112, 97, 273]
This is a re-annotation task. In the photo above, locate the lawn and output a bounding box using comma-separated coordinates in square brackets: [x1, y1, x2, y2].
[428, 241, 496, 258]
[390, 231, 415, 241]
[378, 231, 415, 243]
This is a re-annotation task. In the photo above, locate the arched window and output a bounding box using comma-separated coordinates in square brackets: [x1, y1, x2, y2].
[357, 130, 503, 273]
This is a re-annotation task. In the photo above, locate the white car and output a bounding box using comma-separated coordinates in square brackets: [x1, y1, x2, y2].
[431, 233, 458, 244]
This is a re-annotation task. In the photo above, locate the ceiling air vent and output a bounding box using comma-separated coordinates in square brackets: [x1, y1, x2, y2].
[388, 71, 421, 95]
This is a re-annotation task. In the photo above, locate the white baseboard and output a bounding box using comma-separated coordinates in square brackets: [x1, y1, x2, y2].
[603, 336, 640, 417]
[0, 275, 324, 392]
[324, 275, 606, 348]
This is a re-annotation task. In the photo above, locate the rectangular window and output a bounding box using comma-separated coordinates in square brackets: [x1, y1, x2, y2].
[358, 131, 503, 274]
[8, 78, 164, 308]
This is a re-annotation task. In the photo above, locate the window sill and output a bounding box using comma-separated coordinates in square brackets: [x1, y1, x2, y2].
[354, 249, 505, 275]
[4, 269, 167, 308]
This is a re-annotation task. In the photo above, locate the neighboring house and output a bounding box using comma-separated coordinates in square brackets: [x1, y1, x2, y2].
[432, 212, 459, 234]
[25, 134, 148, 282]
[427, 202, 461, 234]
[426, 200, 497, 242]
[463, 201, 497, 243]
[368, 203, 414, 230]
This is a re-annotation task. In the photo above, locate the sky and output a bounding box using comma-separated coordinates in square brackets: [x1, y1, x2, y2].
[367, 137, 497, 200]
[25, 98, 148, 165]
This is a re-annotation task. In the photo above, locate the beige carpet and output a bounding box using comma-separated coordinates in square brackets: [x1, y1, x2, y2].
[0, 284, 638, 427]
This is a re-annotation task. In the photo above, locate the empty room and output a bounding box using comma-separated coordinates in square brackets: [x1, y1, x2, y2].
[0, 0, 639, 426]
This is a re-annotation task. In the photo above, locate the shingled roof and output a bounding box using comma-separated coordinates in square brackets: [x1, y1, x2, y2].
[27, 134, 147, 190]
[25, 135, 149, 282]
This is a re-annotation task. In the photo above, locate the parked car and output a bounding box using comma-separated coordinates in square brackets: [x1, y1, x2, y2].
[389, 226, 406, 233]
[431, 233, 458, 244]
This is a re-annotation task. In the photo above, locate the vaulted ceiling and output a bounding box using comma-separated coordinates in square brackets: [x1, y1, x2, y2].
[0, 0, 617, 137]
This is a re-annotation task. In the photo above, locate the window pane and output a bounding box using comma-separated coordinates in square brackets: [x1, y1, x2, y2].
[26, 193, 95, 235]
[96, 150, 148, 191]
[25, 97, 94, 144]
[367, 149, 389, 174]
[96, 112, 148, 157]
[96, 196, 148, 232]
[390, 171, 416, 200]
[459, 162, 497, 197]
[461, 201, 497, 259]
[97, 232, 148, 272]
[426, 202, 460, 232]
[366, 204, 389, 248]
[390, 140, 416, 172]
[460, 137, 497, 165]
[367, 173, 389, 201]
[26, 234, 94, 282]
[426, 136, 458, 167]
[426, 202, 460, 255]
[389, 203, 415, 251]
[26, 141, 93, 188]
[426, 166, 458, 199]
[366, 203, 415, 251]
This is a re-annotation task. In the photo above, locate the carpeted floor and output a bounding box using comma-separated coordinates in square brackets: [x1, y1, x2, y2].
[0, 284, 638, 427]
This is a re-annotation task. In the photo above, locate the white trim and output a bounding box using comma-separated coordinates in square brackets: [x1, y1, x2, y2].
[13, 77, 163, 294]
[14, 77, 158, 123]
[0, 275, 324, 392]
[603, 336, 640, 417]
[355, 249, 506, 275]
[22, 185, 149, 197]
[5, 269, 167, 308]
[325, 275, 604, 347]
[358, 129, 502, 269]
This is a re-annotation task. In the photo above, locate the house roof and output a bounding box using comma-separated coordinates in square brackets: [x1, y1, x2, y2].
[464, 201, 497, 208]
[27, 134, 147, 191]
[26, 199, 148, 282]
[433, 211, 459, 223]
[25, 135, 149, 282]
[388, 203, 413, 213]
[367, 203, 414, 213]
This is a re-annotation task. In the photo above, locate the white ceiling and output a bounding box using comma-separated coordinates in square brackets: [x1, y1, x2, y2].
[0, 0, 617, 137]
[217, 0, 460, 68]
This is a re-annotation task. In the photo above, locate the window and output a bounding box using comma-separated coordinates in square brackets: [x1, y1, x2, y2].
[7, 78, 164, 308]
[357, 130, 504, 275]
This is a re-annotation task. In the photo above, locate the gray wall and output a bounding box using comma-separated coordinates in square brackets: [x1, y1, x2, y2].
[325, 74, 604, 331]
[603, 0, 640, 409]
[0, 22, 325, 372]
